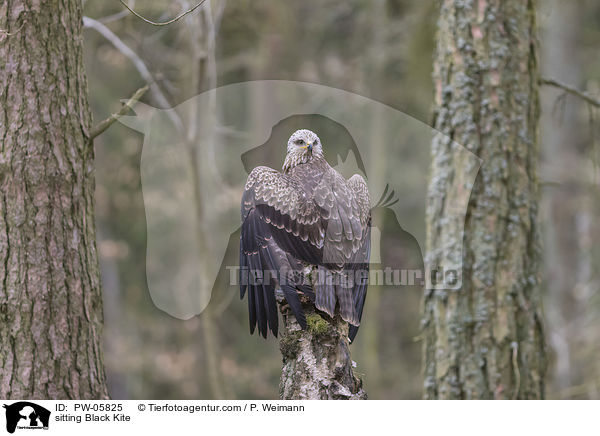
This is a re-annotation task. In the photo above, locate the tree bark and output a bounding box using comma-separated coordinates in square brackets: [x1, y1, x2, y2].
[278, 296, 366, 400]
[0, 1, 109, 398]
[422, 0, 547, 399]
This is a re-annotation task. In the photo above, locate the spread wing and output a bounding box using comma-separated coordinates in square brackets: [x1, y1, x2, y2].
[240, 164, 371, 339]
[346, 175, 371, 341]
[240, 166, 323, 337]
[314, 172, 371, 341]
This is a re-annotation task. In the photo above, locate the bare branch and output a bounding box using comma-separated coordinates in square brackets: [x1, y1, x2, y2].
[83, 17, 161, 104]
[540, 77, 600, 108]
[83, 16, 183, 132]
[88, 84, 149, 147]
[118, 0, 207, 26]
[213, 0, 227, 36]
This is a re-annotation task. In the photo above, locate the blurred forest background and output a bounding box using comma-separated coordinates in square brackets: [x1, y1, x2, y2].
[82, 0, 600, 399]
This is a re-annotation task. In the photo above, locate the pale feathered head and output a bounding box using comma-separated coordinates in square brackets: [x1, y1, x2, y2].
[283, 129, 323, 172]
[287, 129, 323, 155]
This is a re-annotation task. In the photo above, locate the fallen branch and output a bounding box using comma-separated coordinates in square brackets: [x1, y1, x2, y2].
[540, 77, 600, 108]
[87, 84, 149, 146]
[118, 0, 207, 26]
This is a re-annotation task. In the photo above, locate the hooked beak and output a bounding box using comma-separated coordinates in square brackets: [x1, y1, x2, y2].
[300, 142, 313, 152]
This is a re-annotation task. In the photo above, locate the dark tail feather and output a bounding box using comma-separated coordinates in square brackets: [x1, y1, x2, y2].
[248, 254, 268, 338]
[336, 278, 358, 326]
[239, 242, 248, 299]
[281, 284, 307, 329]
[297, 282, 315, 302]
[315, 267, 336, 318]
[348, 278, 368, 343]
[348, 228, 371, 343]
[260, 253, 279, 337]
[247, 283, 257, 334]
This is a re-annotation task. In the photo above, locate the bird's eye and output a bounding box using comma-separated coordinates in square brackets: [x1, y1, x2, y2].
[295, 139, 304, 145]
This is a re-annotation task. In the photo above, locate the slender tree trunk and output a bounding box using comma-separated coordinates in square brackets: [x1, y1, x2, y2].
[278, 297, 366, 400]
[540, 0, 584, 395]
[0, 1, 109, 398]
[360, 0, 386, 390]
[422, 0, 547, 399]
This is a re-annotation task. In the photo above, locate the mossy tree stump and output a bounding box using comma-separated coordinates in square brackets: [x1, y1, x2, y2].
[277, 295, 367, 400]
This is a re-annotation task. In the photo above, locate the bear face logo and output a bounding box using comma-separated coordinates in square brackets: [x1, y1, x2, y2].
[3, 402, 50, 434]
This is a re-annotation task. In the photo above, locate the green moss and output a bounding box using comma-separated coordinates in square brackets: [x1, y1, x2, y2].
[306, 313, 329, 336]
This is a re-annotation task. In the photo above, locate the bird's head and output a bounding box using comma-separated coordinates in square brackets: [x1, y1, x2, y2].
[283, 129, 323, 172]
[287, 129, 322, 155]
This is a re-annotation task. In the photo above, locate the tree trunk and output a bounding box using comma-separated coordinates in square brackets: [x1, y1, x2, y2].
[540, 0, 585, 395]
[278, 297, 366, 400]
[0, 1, 109, 398]
[422, 0, 547, 399]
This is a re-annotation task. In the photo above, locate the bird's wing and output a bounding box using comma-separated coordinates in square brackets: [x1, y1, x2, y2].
[313, 170, 371, 331]
[242, 166, 326, 264]
[316, 170, 370, 266]
[240, 166, 323, 336]
[240, 165, 371, 339]
[346, 174, 371, 342]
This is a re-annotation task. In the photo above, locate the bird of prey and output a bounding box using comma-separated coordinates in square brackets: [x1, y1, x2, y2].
[239, 129, 371, 342]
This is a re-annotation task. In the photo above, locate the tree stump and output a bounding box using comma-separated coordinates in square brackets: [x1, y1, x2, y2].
[277, 295, 367, 400]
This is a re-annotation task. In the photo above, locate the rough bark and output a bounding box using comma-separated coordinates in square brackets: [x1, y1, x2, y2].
[0, 1, 109, 398]
[422, 0, 547, 399]
[278, 296, 366, 400]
